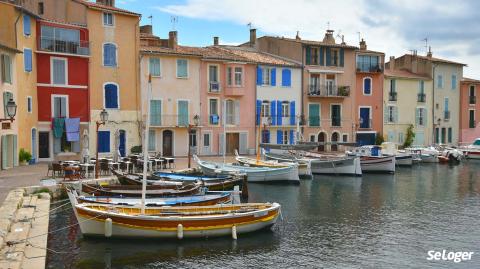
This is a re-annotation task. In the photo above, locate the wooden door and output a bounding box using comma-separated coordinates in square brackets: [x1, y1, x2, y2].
[39, 132, 50, 159]
[318, 132, 325, 151]
[162, 130, 173, 156]
[226, 133, 239, 155]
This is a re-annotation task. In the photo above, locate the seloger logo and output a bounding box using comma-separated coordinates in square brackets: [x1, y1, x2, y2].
[427, 250, 474, 263]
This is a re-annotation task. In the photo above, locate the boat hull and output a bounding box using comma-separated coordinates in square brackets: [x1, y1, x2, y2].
[360, 156, 396, 173]
[264, 154, 312, 176]
[395, 154, 413, 166]
[310, 157, 362, 176]
[463, 150, 480, 159]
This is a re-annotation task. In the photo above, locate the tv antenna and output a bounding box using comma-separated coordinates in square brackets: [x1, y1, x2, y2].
[171, 16, 178, 31]
[247, 22, 252, 30]
[422, 37, 428, 53]
[147, 15, 153, 26]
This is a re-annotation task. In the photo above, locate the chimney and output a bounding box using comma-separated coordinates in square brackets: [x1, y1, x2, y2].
[96, 0, 115, 7]
[359, 38, 367, 50]
[168, 31, 178, 50]
[213, 36, 219, 46]
[322, 29, 335, 44]
[140, 25, 152, 35]
[250, 28, 256, 47]
[427, 46, 432, 58]
[295, 31, 301, 41]
[389, 56, 395, 70]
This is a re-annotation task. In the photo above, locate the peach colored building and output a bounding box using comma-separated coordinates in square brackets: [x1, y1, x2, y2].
[459, 78, 480, 143]
[354, 39, 385, 145]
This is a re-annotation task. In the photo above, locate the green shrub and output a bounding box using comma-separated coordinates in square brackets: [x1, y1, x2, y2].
[375, 134, 385, 145]
[403, 124, 416, 148]
[131, 145, 142, 154]
[19, 148, 32, 163]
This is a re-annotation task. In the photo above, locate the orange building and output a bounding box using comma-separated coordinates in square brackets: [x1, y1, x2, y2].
[459, 78, 480, 143]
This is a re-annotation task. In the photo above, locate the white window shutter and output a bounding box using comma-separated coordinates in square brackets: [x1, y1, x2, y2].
[239, 132, 247, 154]
[218, 133, 224, 156]
[234, 100, 240, 125]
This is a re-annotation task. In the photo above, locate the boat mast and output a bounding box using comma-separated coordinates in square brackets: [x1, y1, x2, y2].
[141, 74, 152, 214]
[223, 99, 226, 165]
[256, 106, 262, 163]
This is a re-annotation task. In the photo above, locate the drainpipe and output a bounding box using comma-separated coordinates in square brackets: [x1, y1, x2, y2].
[14, 11, 22, 50]
[300, 44, 305, 141]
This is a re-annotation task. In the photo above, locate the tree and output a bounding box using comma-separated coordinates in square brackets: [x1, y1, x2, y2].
[403, 124, 416, 148]
[375, 133, 385, 145]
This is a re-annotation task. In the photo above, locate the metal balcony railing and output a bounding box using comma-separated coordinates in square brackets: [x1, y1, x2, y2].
[209, 82, 220, 93]
[308, 84, 350, 97]
[417, 93, 426, 102]
[39, 37, 90, 56]
[356, 64, 383, 72]
[389, 92, 397, 101]
[150, 114, 198, 127]
[358, 118, 372, 129]
[469, 95, 476, 105]
[444, 111, 451, 121]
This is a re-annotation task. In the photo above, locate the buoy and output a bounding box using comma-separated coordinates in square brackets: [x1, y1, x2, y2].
[177, 224, 183, 239]
[231, 225, 237, 240]
[105, 218, 112, 237]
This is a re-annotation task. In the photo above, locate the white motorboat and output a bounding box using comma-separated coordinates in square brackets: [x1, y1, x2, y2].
[460, 138, 480, 159]
[347, 146, 396, 173]
[405, 146, 439, 163]
[194, 155, 300, 183]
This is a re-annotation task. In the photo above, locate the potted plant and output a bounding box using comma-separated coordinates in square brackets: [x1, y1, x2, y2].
[19, 148, 32, 166]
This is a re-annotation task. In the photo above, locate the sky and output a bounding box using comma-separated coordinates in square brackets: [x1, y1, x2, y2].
[116, 0, 480, 78]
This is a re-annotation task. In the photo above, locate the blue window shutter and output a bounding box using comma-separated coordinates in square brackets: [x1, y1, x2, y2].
[104, 44, 116, 66]
[98, 131, 110, 153]
[326, 47, 331, 66]
[319, 47, 324, 66]
[256, 66, 263, 85]
[270, 68, 276, 86]
[277, 130, 282, 144]
[277, 100, 282, 125]
[105, 84, 118, 108]
[340, 48, 344, 67]
[256, 100, 261, 125]
[290, 101, 295, 125]
[305, 47, 311, 65]
[282, 69, 291, 87]
[364, 78, 371, 94]
[270, 101, 276, 125]
[23, 15, 31, 36]
[289, 130, 294, 145]
[24, 49, 32, 72]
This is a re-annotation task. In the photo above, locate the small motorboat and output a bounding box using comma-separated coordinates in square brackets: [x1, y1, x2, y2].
[459, 138, 480, 159]
[347, 145, 396, 174]
[438, 148, 464, 164]
[194, 155, 300, 183]
[81, 182, 201, 197]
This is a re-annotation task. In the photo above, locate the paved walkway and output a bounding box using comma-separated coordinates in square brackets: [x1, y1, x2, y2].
[0, 155, 241, 203]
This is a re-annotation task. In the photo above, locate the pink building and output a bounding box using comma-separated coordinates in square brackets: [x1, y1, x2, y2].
[460, 78, 480, 143]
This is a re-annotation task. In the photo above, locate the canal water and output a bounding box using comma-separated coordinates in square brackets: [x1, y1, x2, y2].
[47, 162, 480, 268]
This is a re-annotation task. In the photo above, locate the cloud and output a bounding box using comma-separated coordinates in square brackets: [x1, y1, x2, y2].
[157, 0, 480, 77]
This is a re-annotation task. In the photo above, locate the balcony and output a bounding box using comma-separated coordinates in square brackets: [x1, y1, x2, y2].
[224, 86, 245, 96]
[389, 92, 397, 101]
[417, 93, 426, 103]
[358, 118, 372, 129]
[150, 114, 199, 127]
[261, 116, 297, 126]
[444, 111, 450, 121]
[39, 37, 90, 56]
[469, 120, 476, 128]
[308, 84, 350, 98]
[356, 64, 383, 73]
[208, 82, 220, 93]
[469, 95, 476, 105]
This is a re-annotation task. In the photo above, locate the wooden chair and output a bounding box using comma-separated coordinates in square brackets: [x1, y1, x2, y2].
[52, 163, 63, 178]
[100, 161, 110, 176]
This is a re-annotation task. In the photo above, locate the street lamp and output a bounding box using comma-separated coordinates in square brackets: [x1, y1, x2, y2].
[187, 114, 200, 168]
[0, 99, 17, 122]
[95, 109, 109, 179]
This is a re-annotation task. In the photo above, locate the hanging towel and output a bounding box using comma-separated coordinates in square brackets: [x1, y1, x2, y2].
[53, 118, 65, 138]
[65, 118, 80, 142]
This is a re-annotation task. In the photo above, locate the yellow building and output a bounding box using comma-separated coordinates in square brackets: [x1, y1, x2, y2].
[0, 2, 38, 168]
[383, 68, 433, 146]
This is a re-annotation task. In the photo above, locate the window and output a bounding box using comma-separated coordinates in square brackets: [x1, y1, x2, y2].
[416, 108, 426, 126]
[444, 97, 449, 119]
[398, 133, 404, 144]
[342, 134, 348, 142]
[176, 59, 188, 78]
[203, 133, 210, 147]
[261, 101, 270, 117]
[209, 65, 218, 82]
[23, 15, 31, 36]
[262, 130, 270, 143]
[98, 131, 110, 153]
[27, 97, 32, 113]
[148, 129, 156, 151]
[189, 130, 197, 147]
[356, 55, 380, 72]
[282, 130, 289, 145]
[386, 105, 397, 123]
[1, 54, 12, 84]
[24, 48, 32, 72]
[103, 13, 114, 26]
[3, 92, 13, 117]
[178, 100, 189, 126]
[149, 58, 160, 76]
[234, 67, 243, 86]
[103, 43, 117, 67]
[451, 75, 457, 90]
[437, 75, 443, 88]
[331, 104, 341, 127]
[308, 103, 320, 126]
[60, 132, 72, 152]
[282, 102, 289, 117]
[52, 58, 67, 85]
[104, 83, 119, 109]
[40, 26, 82, 55]
[225, 100, 235, 125]
[38, 2, 44, 15]
[310, 135, 315, 142]
[262, 67, 271, 85]
[52, 96, 67, 118]
[209, 99, 219, 125]
[363, 77, 372, 95]
[331, 48, 339, 66]
[227, 67, 232, 86]
[150, 100, 162, 125]
[469, 110, 475, 128]
[447, 128, 452, 143]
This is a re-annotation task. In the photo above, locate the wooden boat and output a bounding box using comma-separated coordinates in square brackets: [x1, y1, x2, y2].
[81, 183, 201, 197]
[309, 156, 362, 176]
[67, 190, 281, 239]
[460, 138, 480, 159]
[114, 170, 243, 191]
[69, 188, 232, 206]
[235, 151, 292, 168]
[263, 152, 311, 176]
[113, 170, 184, 187]
[380, 142, 413, 166]
[194, 155, 300, 183]
[347, 146, 396, 173]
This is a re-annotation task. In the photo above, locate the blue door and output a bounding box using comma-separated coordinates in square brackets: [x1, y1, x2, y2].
[119, 130, 126, 157]
[359, 107, 370, 128]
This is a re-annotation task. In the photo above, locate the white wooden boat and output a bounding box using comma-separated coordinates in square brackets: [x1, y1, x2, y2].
[68, 190, 280, 239]
[381, 142, 413, 166]
[460, 138, 480, 159]
[263, 152, 312, 176]
[347, 146, 396, 173]
[406, 147, 440, 163]
[310, 156, 362, 176]
[194, 155, 300, 183]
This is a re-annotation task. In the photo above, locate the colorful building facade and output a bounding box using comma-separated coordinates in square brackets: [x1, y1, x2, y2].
[459, 78, 480, 143]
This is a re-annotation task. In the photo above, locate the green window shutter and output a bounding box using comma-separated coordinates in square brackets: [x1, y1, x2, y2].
[319, 47, 324, 66]
[178, 100, 189, 126]
[149, 58, 160, 76]
[339, 48, 344, 67]
[1, 136, 7, 169]
[13, 135, 17, 167]
[150, 100, 162, 126]
[148, 129, 156, 151]
[309, 104, 320, 126]
[305, 46, 311, 65]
